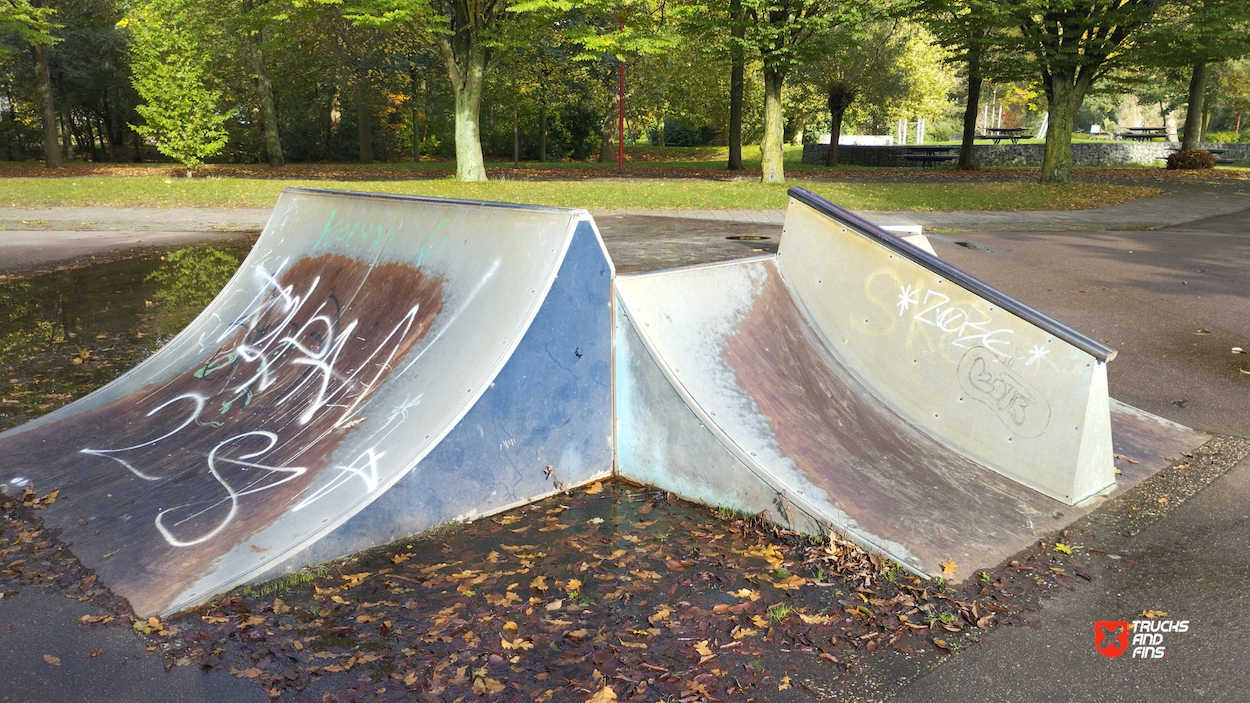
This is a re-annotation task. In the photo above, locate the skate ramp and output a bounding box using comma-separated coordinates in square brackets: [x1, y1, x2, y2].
[0, 189, 612, 616]
[615, 187, 1208, 582]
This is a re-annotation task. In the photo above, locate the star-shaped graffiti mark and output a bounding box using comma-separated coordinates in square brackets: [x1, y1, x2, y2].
[1025, 344, 1051, 368]
[897, 285, 919, 316]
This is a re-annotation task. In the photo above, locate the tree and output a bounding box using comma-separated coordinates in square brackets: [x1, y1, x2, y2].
[796, 19, 910, 166]
[125, 0, 231, 176]
[1135, 0, 1250, 150]
[1006, 0, 1159, 183]
[340, 0, 520, 180]
[917, 0, 1014, 169]
[739, 0, 861, 183]
[4, 0, 60, 166]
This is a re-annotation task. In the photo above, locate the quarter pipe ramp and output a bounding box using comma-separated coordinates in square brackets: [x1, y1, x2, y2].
[0, 189, 613, 616]
[615, 187, 1209, 582]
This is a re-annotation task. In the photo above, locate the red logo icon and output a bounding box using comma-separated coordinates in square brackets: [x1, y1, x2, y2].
[1096, 621, 1129, 658]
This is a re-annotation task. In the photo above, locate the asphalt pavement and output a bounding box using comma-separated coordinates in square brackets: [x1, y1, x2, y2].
[1, 178, 1248, 702]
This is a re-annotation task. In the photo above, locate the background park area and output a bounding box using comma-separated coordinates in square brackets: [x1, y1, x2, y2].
[4, 0, 1250, 190]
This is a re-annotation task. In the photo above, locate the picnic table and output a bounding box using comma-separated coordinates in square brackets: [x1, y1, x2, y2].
[902, 146, 959, 168]
[1121, 127, 1168, 141]
[979, 127, 1027, 144]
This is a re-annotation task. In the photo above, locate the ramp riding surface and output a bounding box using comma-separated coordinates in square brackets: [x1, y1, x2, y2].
[0, 189, 612, 617]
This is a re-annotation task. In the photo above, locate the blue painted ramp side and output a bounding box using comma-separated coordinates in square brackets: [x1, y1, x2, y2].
[286, 219, 613, 568]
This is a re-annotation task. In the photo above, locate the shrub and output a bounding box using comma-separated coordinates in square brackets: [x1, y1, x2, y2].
[1166, 149, 1215, 170]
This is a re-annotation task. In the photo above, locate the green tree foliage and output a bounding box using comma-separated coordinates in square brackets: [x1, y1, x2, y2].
[1005, 0, 1159, 183]
[736, 0, 863, 183]
[146, 246, 242, 337]
[1135, 0, 1250, 149]
[915, 0, 1015, 168]
[125, 0, 231, 176]
[1, 0, 58, 53]
[796, 20, 911, 165]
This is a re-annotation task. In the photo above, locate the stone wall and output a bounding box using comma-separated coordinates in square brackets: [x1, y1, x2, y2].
[801, 142, 1250, 167]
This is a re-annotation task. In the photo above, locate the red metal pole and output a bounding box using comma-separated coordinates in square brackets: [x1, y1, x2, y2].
[617, 55, 625, 173]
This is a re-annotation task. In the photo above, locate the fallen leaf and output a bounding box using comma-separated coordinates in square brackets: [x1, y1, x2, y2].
[43, 655, 61, 666]
[1114, 454, 1140, 464]
[617, 639, 647, 649]
[799, 612, 835, 625]
[693, 640, 713, 657]
[501, 637, 534, 651]
[778, 676, 791, 691]
[473, 677, 506, 695]
[1052, 543, 1072, 555]
[933, 638, 951, 650]
[1158, 497, 1168, 504]
[648, 607, 671, 625]
[545, 599, 564, 611]
[1141, 610, 1168, 618]
[584, 481, 604, 495]
[941, 560, 957, 575]
[586, 685, 617, 703]
[732, 588, 760, 601]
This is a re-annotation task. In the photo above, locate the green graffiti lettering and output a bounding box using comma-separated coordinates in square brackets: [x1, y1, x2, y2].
[314, 209, 338, 250]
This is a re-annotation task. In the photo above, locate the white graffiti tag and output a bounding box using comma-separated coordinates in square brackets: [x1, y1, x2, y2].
[80, 259, 435, 547]
[904, 286, 1015, 358]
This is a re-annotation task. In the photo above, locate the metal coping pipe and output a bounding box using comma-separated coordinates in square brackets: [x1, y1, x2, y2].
[786, 186, 1117, 362]
[282, 186, 582, 213]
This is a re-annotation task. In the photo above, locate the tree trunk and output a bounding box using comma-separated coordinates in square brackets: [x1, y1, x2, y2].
[599, 97, 616, 163]
[452, 68, 488, 180]
[410, 62, 422, 163]
[355, 82, 373, 163]
[251, 36, 284, 167]
[84, 115, 99, 161]
[59, 105, 73, 162]
[538, 104, 547, 161]
[512, 97, 519, 167]
[656, 114, 665, 147]
[727, 0, 744, 171]
[32, 45, 61, 167]
[825, 83, 855, 168]
[328, 85, 341, 155]
[437, 38, 489, 182]
[826, 109, 845, 167]
[790, 113, 806, 146]
[760, 65, 785, 184]
[132, 129, 143, 162]
[959, 46, 983, 170]
[1039, 72, 1089, 183]
[1181, 61, 1206, 151]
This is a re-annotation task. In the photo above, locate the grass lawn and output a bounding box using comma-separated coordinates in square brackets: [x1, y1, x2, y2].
[0, 175, 1162, 212]
[0, 145, 1165, 211]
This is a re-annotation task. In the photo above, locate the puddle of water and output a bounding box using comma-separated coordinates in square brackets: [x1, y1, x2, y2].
[0, 244, 247, 431]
